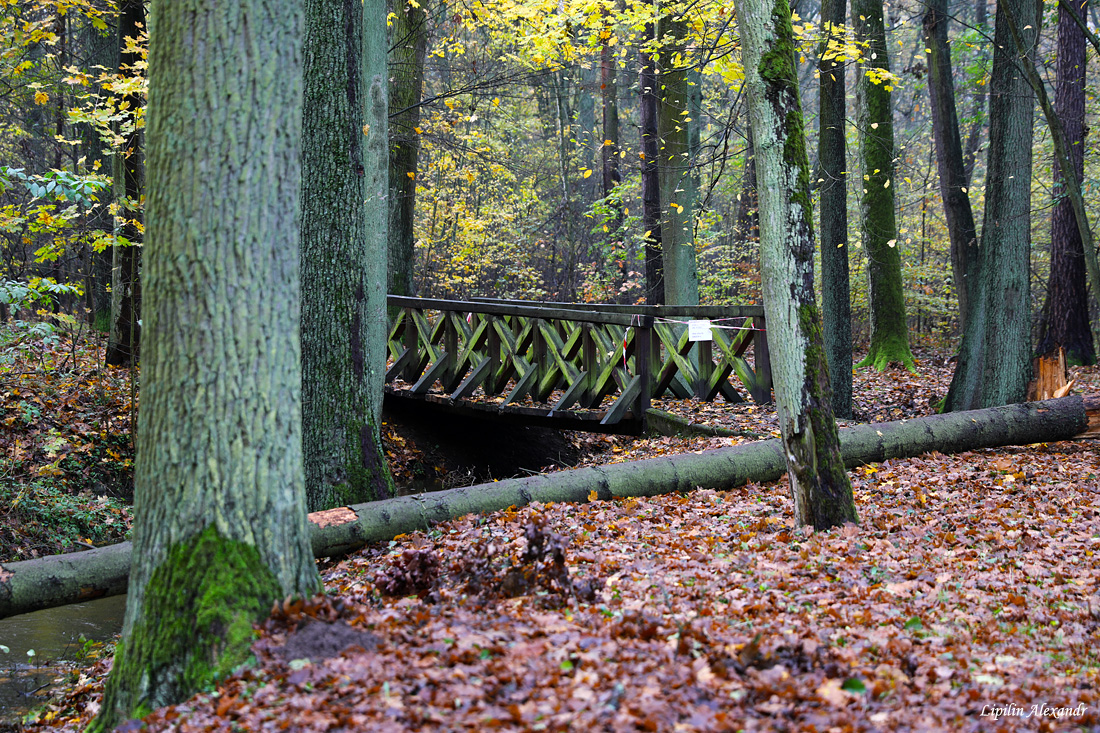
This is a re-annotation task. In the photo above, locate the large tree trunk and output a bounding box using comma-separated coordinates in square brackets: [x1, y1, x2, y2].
[853, 0, 914, 372]
[655, 15, 698, 306]
[1037, 0, 1095, 366]
[818, 0, 852, 418]
[7, 395, 1094, 621]
[639, 24, 664, 305]
[301, 0, 394, 511]
[388, 0, 429, 299]
[923, 0, 980, 335]
[944, 0, 1039, 412]
[87, 0, 323, 728]
[103, 0, 144, 368]
[734, 0, 856, 529]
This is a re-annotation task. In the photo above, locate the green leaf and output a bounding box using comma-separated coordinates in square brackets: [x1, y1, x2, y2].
[841, 678, 867, 693]
[903, 616, 923, 631]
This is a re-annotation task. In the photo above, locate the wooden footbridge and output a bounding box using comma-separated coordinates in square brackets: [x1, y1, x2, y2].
[385, 296, 773, 435]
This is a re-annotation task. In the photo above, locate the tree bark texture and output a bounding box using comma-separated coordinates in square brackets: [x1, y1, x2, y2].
[6, 395, 1093, 621]
[923, 0, 979, 334]
[656, 15, 698, 306]
[601, 35, 625, 284]
[104, 0, 144, 367]
[817, 0, 852, 418]
[89, 1, 322, 728]
[640, 26, 664, 305]
[1037, 0, 1095, 366]
[301, 0, 394, 512]
[388, 0, 429, 298]
[944, 0, 1039, 412]
[852, 0, 914, 372]
[734, 0, 857, 529]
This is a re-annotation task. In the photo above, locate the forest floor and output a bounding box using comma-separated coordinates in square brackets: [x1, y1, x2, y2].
[3, 327, 1100, 731]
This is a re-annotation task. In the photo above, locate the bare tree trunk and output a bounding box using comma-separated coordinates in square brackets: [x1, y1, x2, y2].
[944, 0, 1039, 411]
[656, 15, 698, 306]
[640, 24, 664, 305]
[301, 0, 395, 511]
[388, 0, 429, 298]
[818, 0, 852, 417]
[1037, 0, 1095, 366]
[853, 0, 914, 372]
[734, 0, 857, 529]
[924, 0, 979, 334]
[89, 0, 321, 726]
[104, 0, 144, 367]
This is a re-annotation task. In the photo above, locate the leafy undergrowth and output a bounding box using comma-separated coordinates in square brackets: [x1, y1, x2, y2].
[26, 447, 1100, 728]
[0, 323, 134, 561]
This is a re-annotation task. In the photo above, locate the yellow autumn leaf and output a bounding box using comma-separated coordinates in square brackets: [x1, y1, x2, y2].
[34, 91, 49, 105]
[583, 169, 593, 178]
[406, 172, 415, 180]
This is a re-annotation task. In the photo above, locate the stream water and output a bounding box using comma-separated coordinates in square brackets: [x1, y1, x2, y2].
[0, 594, 126, 724]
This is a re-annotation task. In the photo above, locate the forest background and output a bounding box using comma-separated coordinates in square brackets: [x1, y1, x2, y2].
[3, 0, 1094, 360]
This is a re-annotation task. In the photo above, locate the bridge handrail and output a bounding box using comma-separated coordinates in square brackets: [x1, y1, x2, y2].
[388, 295, 653, 328]
[465, 296, 764, 320]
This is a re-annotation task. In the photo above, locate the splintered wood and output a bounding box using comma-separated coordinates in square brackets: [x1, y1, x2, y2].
[1028, 347, 1073, 402]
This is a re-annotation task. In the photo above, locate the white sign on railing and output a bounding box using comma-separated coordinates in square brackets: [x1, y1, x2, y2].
[687, 319, 713, 342]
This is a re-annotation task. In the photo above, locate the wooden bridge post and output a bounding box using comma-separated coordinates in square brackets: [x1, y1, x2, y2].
[401, 306, 419, 383]
[752, 313, 773, 404]
[442, 309, 458, 390]
[636, 316, 655, 425]
[696, 332, 713, 400]
[486, 314, 501, 394]
[581, 323, 597, 408]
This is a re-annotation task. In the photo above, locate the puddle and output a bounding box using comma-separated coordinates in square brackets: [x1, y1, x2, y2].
[0, 594, 126, 723]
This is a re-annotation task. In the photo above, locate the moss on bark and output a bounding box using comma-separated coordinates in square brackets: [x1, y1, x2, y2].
[853, 0, 915, 374]
[89, 527, 281, 731]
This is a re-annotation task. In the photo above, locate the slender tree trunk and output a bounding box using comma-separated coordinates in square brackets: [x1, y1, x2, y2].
[301, 0, 394, 511]
[963, 0, 989, 183]
[734, 0, 857, 529]
[1037, 0, 1095, 365]
[853, 0, 914, 372]
[104, 0, 144, 367]
[735, 125, 759, 248]
[89, 0, 322, 727]
[601, 37, 623, 229]
[388, 0, 429, 298]
[818, 0, 852, 417]
[923, 0, 979, 334]
[944, 0, 1039, 411]
[656, 15, 698, 306]
[640, 25, 664, 305]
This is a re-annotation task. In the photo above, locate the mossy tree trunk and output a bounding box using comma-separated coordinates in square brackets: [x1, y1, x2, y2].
[852, 0, 914, 372]
[817, 0, 852, 417]
[89, 0, 322, 728]
[923, 0, 980, 335]
[388, 0, 429, 299]
[656, 15, 698, 306]
[301, 0, 394, 511]
[735, 0, 858, 530]
[104, 0, 144, 367]
[943, 0, 1039, 411]
[1037, 0, 1095, 366]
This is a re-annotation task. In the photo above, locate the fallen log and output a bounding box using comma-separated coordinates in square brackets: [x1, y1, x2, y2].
[1, 395, 1095, 619]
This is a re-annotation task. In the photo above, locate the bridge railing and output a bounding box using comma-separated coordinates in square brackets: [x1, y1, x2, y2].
[385, 296, 772, 432]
